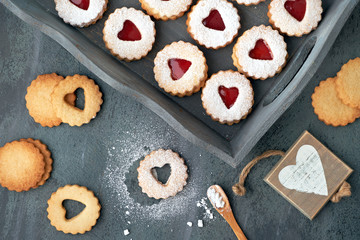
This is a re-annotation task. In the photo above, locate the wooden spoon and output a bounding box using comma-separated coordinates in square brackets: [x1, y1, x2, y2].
[207, 185, 247, 240]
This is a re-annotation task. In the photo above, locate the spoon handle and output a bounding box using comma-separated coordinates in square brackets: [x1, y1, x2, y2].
[224, 211, 247, 240]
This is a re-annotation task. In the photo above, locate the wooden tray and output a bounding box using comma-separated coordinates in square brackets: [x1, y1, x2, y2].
[2, 0, 358, 167]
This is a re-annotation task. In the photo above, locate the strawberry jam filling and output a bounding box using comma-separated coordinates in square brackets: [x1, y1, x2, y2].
[202, 9, 225, 31]
[168, 58, 192, 81]
[249, 39, 273, 60]
[218, 86, 239, 109]
[284, 0, 306, 22]
[117, 20, 142, 41]
[70, 0, 89, 10]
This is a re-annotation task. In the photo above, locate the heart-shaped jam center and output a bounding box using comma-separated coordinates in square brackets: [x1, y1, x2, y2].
[151, 164, 171, 185]
[69, 0, 89, 10]
[284, 0, 306, 22]
[117, 20, 142, 41]
[249, 39, 273, 60]
[218, 86, 239, 109]
[202, 9, 225, 31]
[168, 58, 192, 81]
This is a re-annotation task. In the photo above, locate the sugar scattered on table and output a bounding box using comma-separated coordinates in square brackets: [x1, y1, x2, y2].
[196, 197, 215, 220]
[103, 132, 201, 221]
[187, 222, 193, 227]
[198, 220, 204, 228]
[124, 229, 130, 236]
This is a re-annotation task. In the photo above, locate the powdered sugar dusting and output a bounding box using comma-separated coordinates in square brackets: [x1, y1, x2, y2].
[187, 0, 240, 49]
[103, 8, 156, 61]
[202, 71, 254, 123]
[236, 0, 265, 5]
[269, 0, 322, 36]
[55, 0, 107, 27]
[233, 25, 287, 79]
[141, 0, 192, 19]
[102, 132, 200, 221]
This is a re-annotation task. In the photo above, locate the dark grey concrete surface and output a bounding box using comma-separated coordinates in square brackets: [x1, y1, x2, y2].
[0, 3, 360, 240]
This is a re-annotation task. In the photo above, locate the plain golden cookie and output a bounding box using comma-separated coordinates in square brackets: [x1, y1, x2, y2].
[51, 74, 103, 126]
[0, 141, 45, 192]
[47, 185, 101, 234]
[25, 73, 65, 127]
[20, 138, 52, 187]
[312, 77, 360, 127]
[335, 58, 360, 109]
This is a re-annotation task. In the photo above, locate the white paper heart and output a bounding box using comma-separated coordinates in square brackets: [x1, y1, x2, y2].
[278, 145, 328, 196]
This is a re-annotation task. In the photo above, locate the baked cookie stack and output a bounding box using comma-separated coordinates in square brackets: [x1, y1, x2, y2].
[26, 73, 103, 127]
[312, 58, 360, 127]
[0, 139, 53, 191]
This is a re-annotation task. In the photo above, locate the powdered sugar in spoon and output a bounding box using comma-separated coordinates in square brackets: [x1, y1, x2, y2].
[207, 185, 247, 240]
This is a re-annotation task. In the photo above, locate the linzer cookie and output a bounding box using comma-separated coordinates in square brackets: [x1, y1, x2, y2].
[137, 149, 188, 199]
[47, 185, 101, 234]
[103, 8, 156, 61]
[154, 41, 208, 97]
[186, 0, 240, 49]
[201, 70, 254, 125]
[268, 0, 322, 37]
[312, 77, 360, 127]
[235, 0, 265, 6]
[139, 0, 192, 21]
[51, 74, 103, 127]
[0, 140, 45, 192]
[232, 25, 287, 80]
[335, 58, 360, 109]
[54, 0, 108, 27]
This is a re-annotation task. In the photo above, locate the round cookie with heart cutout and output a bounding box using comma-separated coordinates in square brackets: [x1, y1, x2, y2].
[137, 149, 188, 199]
[47, 185, 101, 234]
[186, 0, 240, 49]
[232, 25, 287, 80]
[139, 0, 192, 21]
[201, 70, 254, 125]
[54, 0, 108, 27]
[268, 0, 323, 37]
[154, 41, 208, 97]
[103, 8, 156, 61]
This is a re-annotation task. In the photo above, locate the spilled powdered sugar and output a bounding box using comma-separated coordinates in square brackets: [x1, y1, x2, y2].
[102, 131, 200, 221]
[196, 197, 215, 220]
